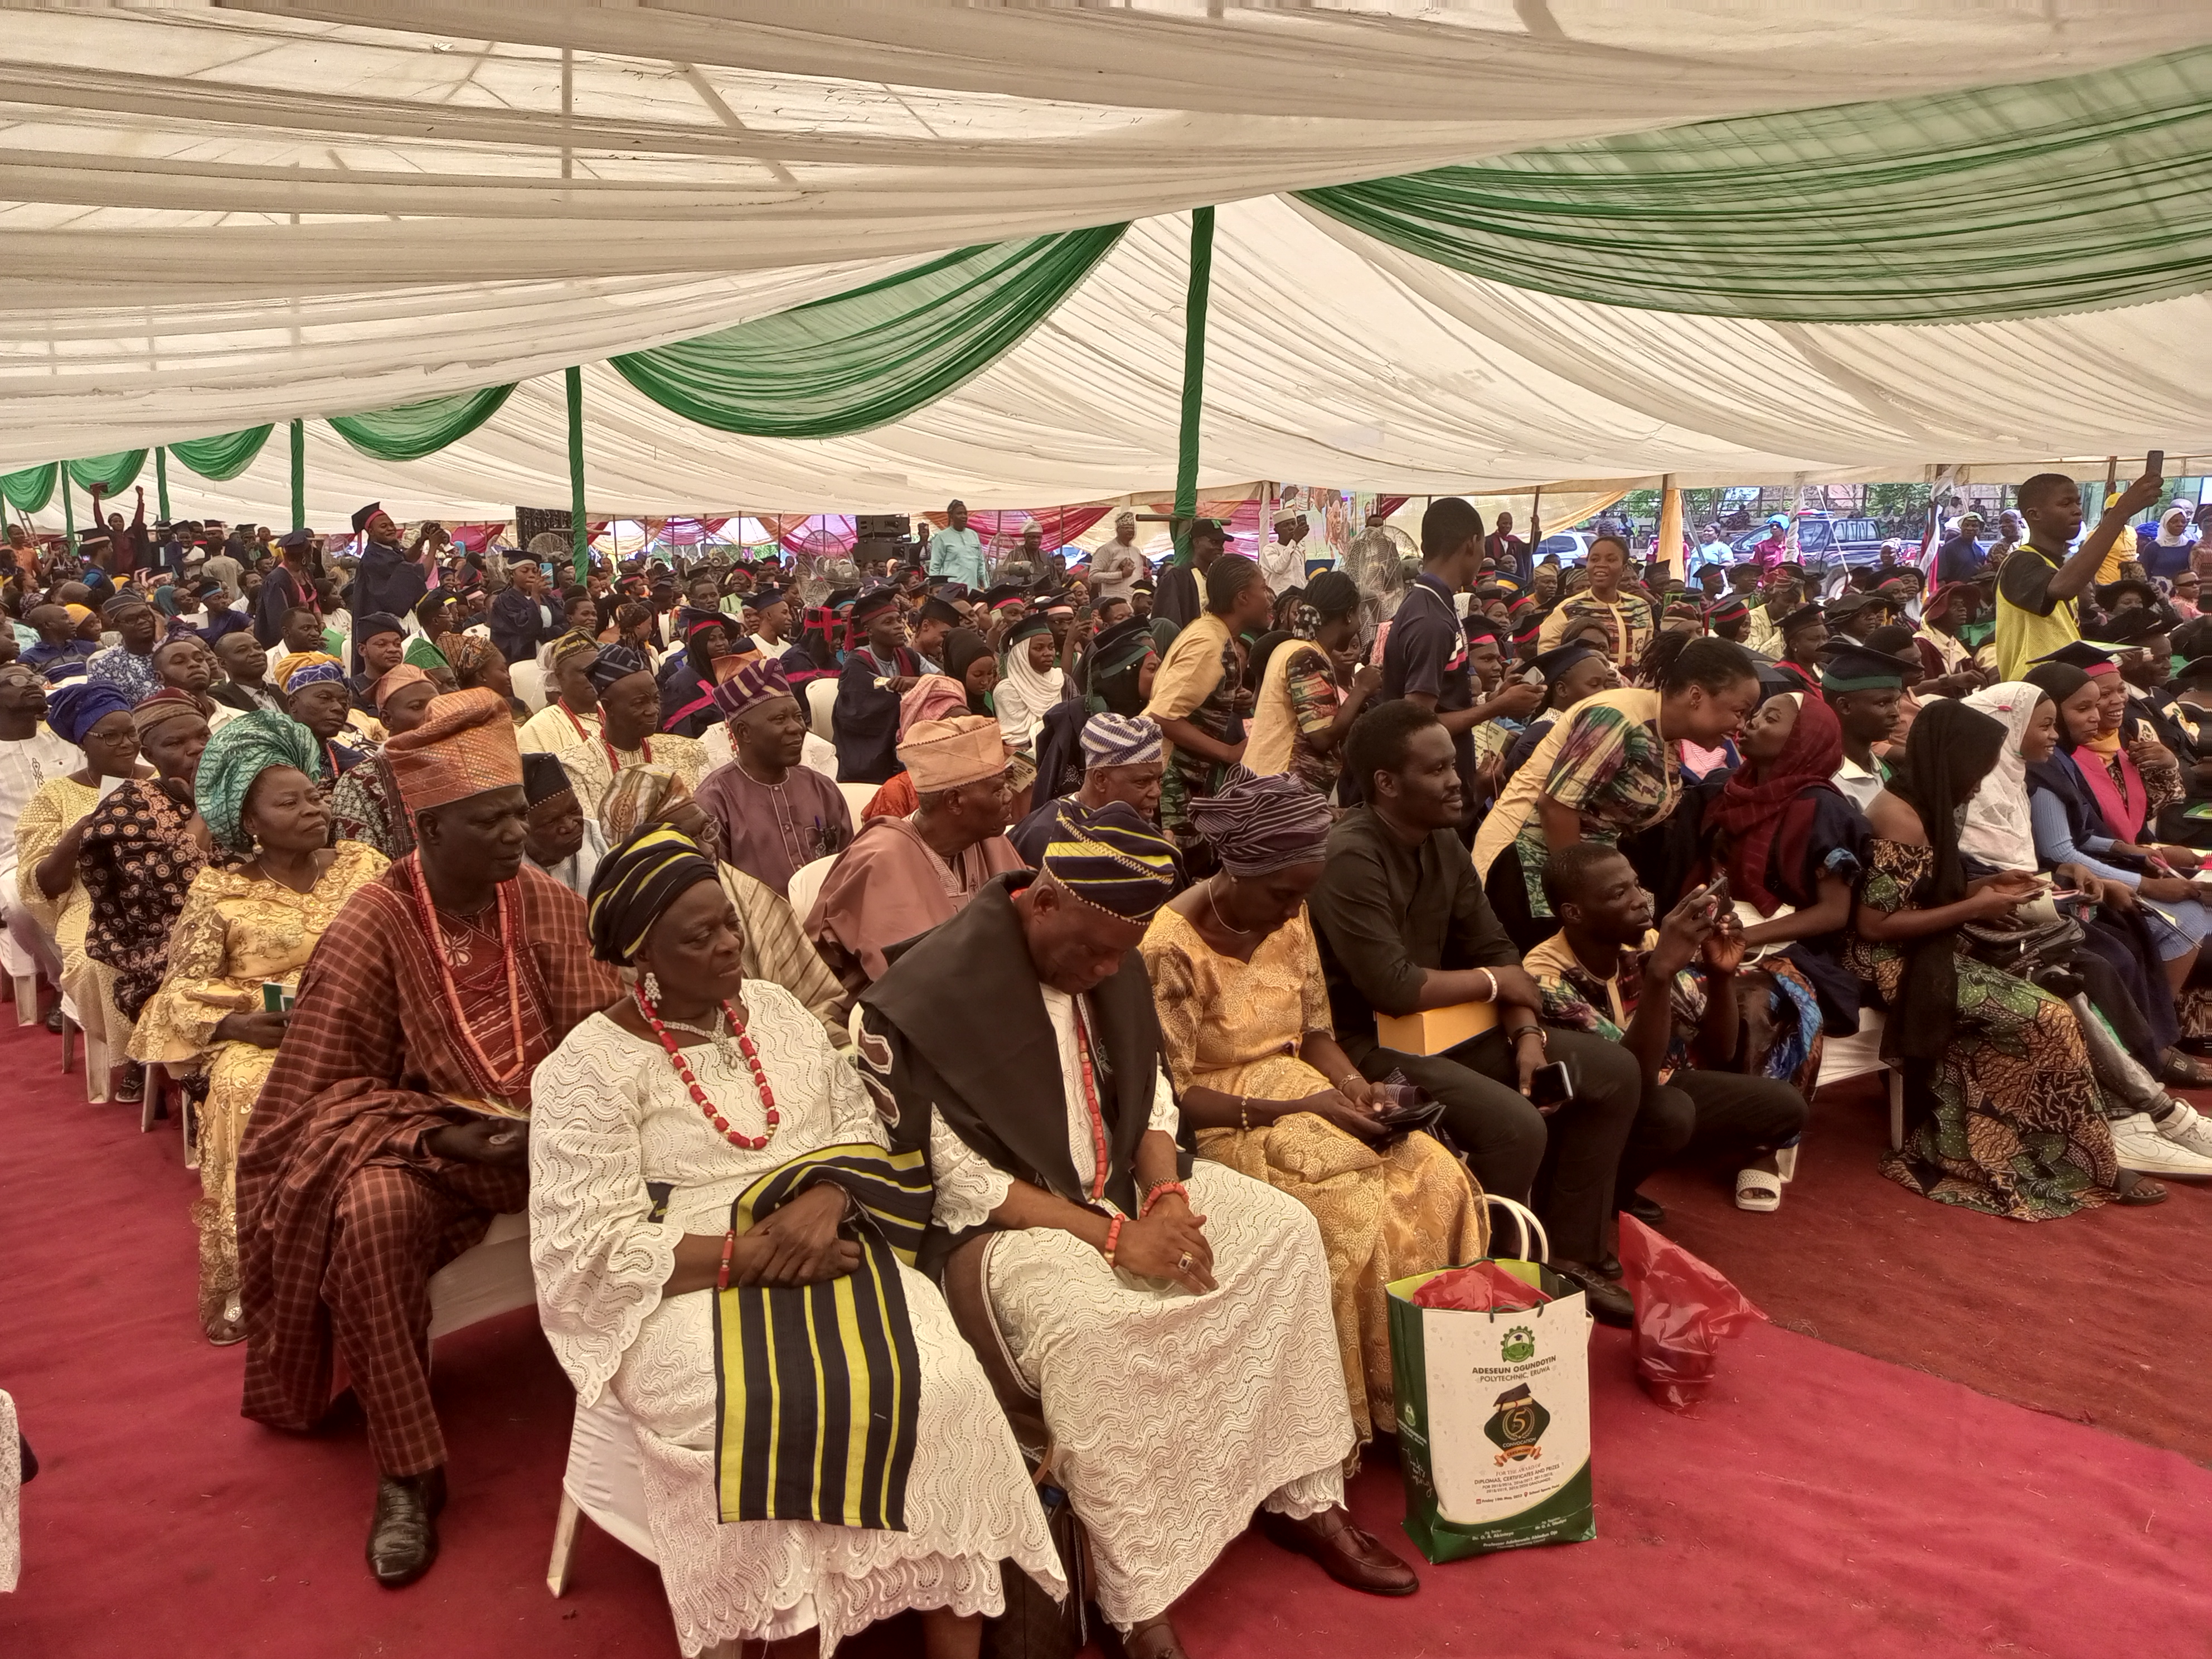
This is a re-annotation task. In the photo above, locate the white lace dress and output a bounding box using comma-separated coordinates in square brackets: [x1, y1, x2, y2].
[530, 983, 1064, 1656]
[928, 984, 1355, 1630]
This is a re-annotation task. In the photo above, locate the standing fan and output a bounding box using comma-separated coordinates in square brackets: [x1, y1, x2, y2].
[1345, 523, 1416, 658]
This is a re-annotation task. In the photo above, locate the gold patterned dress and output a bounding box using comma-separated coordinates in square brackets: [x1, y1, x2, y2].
[1844, 837, 2118, 1220]
[1139, 904, 1487, 1442]
[128, 841, 389, 1330]
[13, 774, 129, 1056]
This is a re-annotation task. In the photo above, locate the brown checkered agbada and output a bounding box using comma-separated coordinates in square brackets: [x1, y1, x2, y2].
[235, 859, 617, 1476]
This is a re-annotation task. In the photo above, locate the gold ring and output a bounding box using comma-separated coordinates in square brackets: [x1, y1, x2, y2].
[1177, 1251, 1194, 1272]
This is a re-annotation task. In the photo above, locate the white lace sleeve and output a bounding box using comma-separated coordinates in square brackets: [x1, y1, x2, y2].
[929, 1109, 1012, 1233]
[527, 1017, 683, 1406]
[1146, 1063, 1180, 1135]
[751, 979, 886, 1152]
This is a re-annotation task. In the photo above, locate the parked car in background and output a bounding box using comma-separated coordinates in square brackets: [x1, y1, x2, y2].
[1532, 531, 1595, 566]
[1729, 515, 1891, 571]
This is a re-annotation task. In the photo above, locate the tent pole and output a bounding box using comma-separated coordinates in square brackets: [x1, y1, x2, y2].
[155, 447, 171, 523]
[289, 419, 305, 532]
[566, 367, 588, 583]
[1171, 206, 1215, 567]
[61, 467, 74, 552]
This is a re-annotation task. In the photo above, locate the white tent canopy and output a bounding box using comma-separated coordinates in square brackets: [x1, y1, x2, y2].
[7, 2, 2212, 518]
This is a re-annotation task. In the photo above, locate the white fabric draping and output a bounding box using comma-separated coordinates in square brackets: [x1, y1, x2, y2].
[24, 195, 2212, 523]
[4, 1, 2211, 453]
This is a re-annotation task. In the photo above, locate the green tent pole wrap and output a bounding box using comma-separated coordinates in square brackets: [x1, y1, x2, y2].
[1172, 207, 1215, 567]
[288, 419, 305, 532]
[156, 447, 171, 522]
[566, 366, 588, 581]
[61, 468, 75, 552]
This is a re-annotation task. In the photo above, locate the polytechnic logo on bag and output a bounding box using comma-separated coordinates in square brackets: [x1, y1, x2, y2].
[1483, 1383, 1550, 1467]
[1500, 1325, 1536, 1363]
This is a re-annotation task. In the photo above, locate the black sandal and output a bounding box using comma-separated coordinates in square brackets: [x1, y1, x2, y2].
[2114, 1171, 2170, 1206]
[2158, 1050, 2212, 1088]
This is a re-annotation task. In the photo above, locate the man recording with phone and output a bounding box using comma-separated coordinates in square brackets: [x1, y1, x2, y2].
[1995, 458, 2166, 681]
[1310, 700, 1645, 1325]
[1525, 845, 1809, 1225]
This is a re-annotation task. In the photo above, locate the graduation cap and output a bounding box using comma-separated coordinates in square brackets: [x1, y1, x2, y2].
[1530, 642, 1604, 687]
[350, 502, 383, 533]
[1003, 612, 1054, 647]
[2171, 654, 2212, 688]
[2099, 605, 2174, 646]
[1776, 603, 1827, 638]
[750, 584, 785, 609]
[2094, 578, 2160, 612]
[676, 604, 727, 638]
[979, 582, 1026, 612]
[824, 585, 861, 610]
[848, 586, 902, 625]
[2027, 639, 2121, 676]
[1463, 614, 1502, 646]
[1818, 643, 1913, 693]
[1708, 595, 1750, 624]
[919, 594, 964, 627]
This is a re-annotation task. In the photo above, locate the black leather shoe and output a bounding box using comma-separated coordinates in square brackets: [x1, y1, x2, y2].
[1553, 1261, 1634, 1327]
[42, 1004, 62, 1035]
[367, 1467, 445, 1588]
[1621, 1190, 1665, 1228]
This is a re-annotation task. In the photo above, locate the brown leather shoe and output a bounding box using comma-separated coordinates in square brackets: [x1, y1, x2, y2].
[1257, 1504, 1418, 1596]
[367, 1466, 446, 1588]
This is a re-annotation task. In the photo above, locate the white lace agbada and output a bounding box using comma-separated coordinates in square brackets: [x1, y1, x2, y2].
[530, 982, 1062, 1656]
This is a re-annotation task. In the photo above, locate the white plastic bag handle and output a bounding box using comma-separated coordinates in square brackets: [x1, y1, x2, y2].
[1482, 1194, 1549, 1265]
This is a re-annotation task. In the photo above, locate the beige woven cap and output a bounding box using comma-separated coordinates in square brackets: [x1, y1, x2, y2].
[897, 714, 1009, 791]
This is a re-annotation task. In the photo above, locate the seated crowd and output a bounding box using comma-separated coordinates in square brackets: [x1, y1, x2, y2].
[9, 477, 2212, 1659]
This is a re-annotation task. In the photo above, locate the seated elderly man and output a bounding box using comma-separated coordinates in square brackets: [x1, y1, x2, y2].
[806, 712, 1023, 986]
[858, 803, 1413, 1659]
[695, 656, 852, 898]
[1008, 711, 1167, 864]
[236, 690, 618, 1588]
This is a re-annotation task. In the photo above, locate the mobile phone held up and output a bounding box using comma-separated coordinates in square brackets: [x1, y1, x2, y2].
[1527, 1060, 1573, 1109]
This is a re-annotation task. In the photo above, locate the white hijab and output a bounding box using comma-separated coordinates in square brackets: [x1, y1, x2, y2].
[1959, 681, 2043, 872]
[995, 632, 1065, 749]
[2157, 506, 2195, 548]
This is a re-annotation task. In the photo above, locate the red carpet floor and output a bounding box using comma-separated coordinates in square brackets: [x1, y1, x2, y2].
[8, 1012, 2212, 1657]
[1644, 1070, 2212, 1463]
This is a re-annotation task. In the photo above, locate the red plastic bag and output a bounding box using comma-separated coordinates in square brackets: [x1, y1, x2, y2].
[1616, 1215, 1766, 1410]
[1410, 1260, 1552, 1312]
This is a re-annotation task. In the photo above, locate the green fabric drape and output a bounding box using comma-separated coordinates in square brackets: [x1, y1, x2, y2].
[65, 452, 145, 494]
[329, 385, 515, 462]
[1301, 45, 2212, 322]
[168, 426, 272, 483]
[1172, 208, 1215, 567]
[155, 447, 170, 520]
[612, 226, 1126, 438]
[565, 366, 587, 581]
[289, 419, 305, 532]
[1, 464, 56, 515]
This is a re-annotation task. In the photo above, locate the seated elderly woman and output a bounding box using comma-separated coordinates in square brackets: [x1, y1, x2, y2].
[273, 652, 368, 780]
[597, 764, 848, 1045]
[858, 673, 969, 821]
[328, 664, 441, 857]
[528, 826, 1061, 1658]
[79, 689, 217, 1102]
[1138, 771, 1484, 1445]
[128, 711, 388, 1343]
[14, 681, 152, 1075]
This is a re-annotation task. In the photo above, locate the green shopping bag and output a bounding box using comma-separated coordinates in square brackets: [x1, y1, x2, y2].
[1386, 1200, 1595, 1563]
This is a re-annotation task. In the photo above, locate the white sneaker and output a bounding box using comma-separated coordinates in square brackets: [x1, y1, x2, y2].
[2155, 1097, 2212, 1161]
[2110, 1112, 2212, 1178]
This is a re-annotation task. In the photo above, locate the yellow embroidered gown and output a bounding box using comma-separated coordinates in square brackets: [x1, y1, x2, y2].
[129, 842, 388, 1330]
[1138, 904, 1488, 1442]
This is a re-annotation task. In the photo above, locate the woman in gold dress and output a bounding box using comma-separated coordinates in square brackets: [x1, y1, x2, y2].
[1138, 771, 1486, 1443]
[129, 711, 387, 1341]
[13, 682, 151, 1094]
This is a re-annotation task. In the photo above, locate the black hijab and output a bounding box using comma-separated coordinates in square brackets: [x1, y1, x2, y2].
[940, 627, 996, 716]
[1884, 697, 2008, 1060]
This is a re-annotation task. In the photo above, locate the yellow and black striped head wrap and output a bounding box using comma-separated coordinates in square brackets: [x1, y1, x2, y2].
[1039, 801, 1178, 923]
[586, 824, 719, 965]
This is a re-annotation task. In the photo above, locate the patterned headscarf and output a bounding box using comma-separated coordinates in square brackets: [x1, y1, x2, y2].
[586, 824, 719, 965]
[598, 763, 692, 847]
[586, 642, 652, 693]
[546, 630, 599, 674]
[46, 680, 132, 746]
[196, 709, 322, 850]
[898, 673, 969, 737]
[440, 633, 501, 677]
[275, 651, 346, 695]
[1187, 769, 1333, 879]
[1039, 800, 1178, 922]
[1080, 712, 1162, 769]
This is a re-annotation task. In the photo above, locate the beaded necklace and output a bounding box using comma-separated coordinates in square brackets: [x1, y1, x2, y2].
[634, 987, 780, 1149]
[405, 856, 528, 1095]
[559, 700, 597, 741]
[602, 731, 653, 777]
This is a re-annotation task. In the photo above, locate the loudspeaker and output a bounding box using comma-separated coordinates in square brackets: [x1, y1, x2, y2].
[856, 513, 910, 539]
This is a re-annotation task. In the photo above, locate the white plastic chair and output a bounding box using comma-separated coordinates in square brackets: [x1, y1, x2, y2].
[426, 1210, 537, 1341]
[1813, 1005, 1907, 1152]
[836, 780, 878, 820]
[512, 658, 549, 714]
[804, 677, 837, 740]
[0, 928, 38, 1027]
[785, 854, 838, 928]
